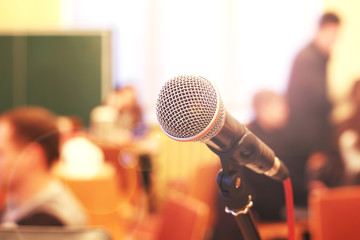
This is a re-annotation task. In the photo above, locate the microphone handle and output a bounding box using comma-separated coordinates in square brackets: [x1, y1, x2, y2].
[206, 111, 289, 181]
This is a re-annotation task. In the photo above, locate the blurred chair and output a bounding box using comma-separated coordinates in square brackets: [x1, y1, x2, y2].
[308, 186, 360, 240]
[98, 142, 139, 197]
[60, 174, 126, 240]
[257, 220, 308, 240]
[133, 192, 209, 240]
[188, 160, 221, 235]
[0, 226, 111, 240]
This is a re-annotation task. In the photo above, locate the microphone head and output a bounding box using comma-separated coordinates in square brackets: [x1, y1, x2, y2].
[156, 75, 225, 142]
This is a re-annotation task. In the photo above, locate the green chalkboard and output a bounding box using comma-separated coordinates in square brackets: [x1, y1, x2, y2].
[0, 36, 14, 112]
[0, 31, 111, 126]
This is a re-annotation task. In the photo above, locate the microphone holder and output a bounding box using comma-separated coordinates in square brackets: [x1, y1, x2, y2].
[216, 169, 261, 240]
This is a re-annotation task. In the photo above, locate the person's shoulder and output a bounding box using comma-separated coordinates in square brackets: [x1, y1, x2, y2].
[295, 43, 318, 62]
[37, 180, 88, 226]
[17, 212, 65, 226]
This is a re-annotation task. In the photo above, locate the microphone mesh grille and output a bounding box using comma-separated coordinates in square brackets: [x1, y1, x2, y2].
[156, 75, 224, 142]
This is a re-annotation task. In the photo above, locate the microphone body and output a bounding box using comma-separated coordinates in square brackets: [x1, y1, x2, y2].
[205, 110, 289, 181]
[156, 75, 289, 181]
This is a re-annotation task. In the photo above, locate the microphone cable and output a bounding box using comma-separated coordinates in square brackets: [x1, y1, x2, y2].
[283, 177, 295, 240]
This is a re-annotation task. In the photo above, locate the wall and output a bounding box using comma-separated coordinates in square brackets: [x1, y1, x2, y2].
[325, 0, 360, 121]
[0, 0, 62, 28]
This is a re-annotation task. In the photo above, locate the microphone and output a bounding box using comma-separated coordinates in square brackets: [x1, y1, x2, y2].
[156, 75, 289, 181]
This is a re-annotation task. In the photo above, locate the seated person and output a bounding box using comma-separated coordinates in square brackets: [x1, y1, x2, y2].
[56, 116, 115, 180]
[90, 85, 147, 144]
[212, 90, 289, 240]
[242, 90, 289, 221]
[335, 79, 360, 185]
[0, 106, 87, 226]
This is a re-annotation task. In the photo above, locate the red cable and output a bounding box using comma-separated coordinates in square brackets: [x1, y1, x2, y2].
[283, 177, 295, 240]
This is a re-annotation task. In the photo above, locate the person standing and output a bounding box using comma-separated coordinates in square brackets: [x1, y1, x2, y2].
[286, 12, 340, 154]
[284, 12, 341, 207]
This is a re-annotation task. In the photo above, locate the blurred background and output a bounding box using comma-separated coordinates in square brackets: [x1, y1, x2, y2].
[1, 0, 360, 240]
[1, 0, 359, 123]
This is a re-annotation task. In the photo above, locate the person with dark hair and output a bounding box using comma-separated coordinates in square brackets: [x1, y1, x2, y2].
[284, 11, 342, 206]
[286, 11, 340, 154]
[0, 106, 87, 226]
[319, 12, 341, 29]
[106, 85, 147, 138]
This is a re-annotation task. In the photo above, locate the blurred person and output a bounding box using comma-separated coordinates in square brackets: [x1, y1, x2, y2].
[212, 90, 289, 240]
[0, 106, 87, 226]
[305, 149, 344, 191]
[336, 79, 360, 185]
[90, 103, 121, 143]
[91, 85, 158, 213]
[284, 12, 342, 207]
[111, 86, 157, 211]
[242, 90, 289, 221]
[56, 116, 84, 146]
[90, 85, 147, 143]
[107, 85, 147, 138]
[55, 115, 114, 180]
[285, 12, 341, 155]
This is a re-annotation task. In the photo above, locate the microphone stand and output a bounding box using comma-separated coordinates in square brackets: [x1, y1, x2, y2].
[216, 169, 261, 240]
